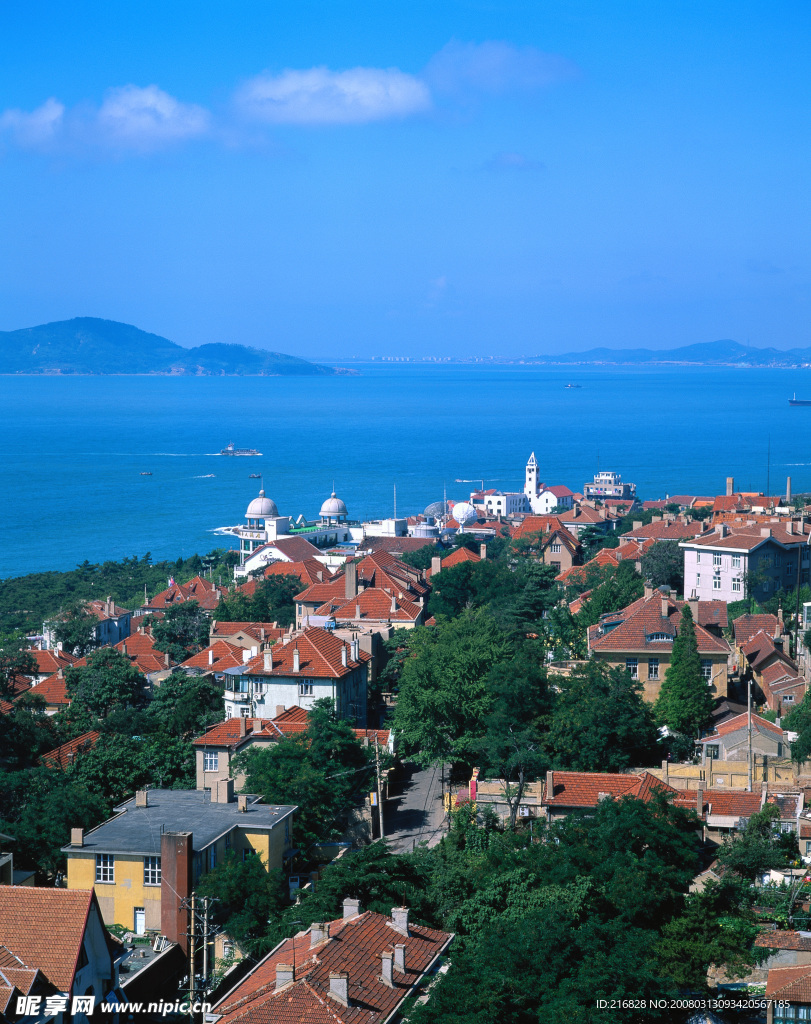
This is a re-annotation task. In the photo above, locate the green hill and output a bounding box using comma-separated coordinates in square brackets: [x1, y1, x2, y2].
[0, 317, 339, 375]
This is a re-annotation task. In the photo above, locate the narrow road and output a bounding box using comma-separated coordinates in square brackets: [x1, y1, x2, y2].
[384, 761, 447, 853]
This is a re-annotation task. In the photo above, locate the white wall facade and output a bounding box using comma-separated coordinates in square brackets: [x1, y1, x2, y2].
[224, 666, 368, 725]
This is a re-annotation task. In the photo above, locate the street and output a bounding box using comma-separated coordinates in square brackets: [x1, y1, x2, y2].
[384, 761, 447, 853]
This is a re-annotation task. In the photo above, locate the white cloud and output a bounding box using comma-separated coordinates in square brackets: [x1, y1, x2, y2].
[96, 85, 210, 148]
[424, 40, 575, 96]
[0, 97, 65, 148]
[235, 66, 431, 125]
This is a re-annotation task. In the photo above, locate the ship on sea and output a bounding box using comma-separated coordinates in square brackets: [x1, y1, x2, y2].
[789, 394, 811, 406]
[220, 441, 263, 456]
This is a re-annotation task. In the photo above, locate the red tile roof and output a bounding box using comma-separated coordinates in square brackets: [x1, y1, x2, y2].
[314, 588, 423, 624]
[114, 632, 173, 675]
[359, 536, 438, 555]
[766, 963, 811, 1001]
[241, 627, 371, 680]
[214, 908, 452, 1024]
[0, 887, 96, 992]
[295, 578, 352, 605]
[686, 521, 811, 551]
[31, 673, 71, 707]
[29, 649, 77, 677]
[542, 770, 677, 808]
[39, 730, 100, 769]
[265, 559, 334, 586]
[210, 622, 287, 644]
[733, 613, 781, 647]
[589, 592, 731, 656]
[146, 575, 223, 611]
[623, 521, 704, 540]
[756, 931, 811, 952]
[701, 790, 764, 817]
[181, 639, 246, 671]
[440, 547, 481, 569]
[697, 712, 783, 742]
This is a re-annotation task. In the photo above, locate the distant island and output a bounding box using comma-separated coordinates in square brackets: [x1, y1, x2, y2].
[0, 317, 345, 375]
[528, 338, 811, 367]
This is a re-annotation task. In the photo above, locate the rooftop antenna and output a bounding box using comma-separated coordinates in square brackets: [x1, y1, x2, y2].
[443, 480, 447, 517]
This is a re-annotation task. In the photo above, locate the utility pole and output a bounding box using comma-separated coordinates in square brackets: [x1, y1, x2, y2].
[747, 675, 753, 792]
[188, 893, 196, 1006]
[375, 736, 384, 839]
[202, 896, 209, 991]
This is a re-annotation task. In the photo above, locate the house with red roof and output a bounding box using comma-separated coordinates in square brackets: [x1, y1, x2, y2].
[588, 587, 731, 703]
[209, 898, 452, 1024]
[680, 519, 811, 604]
[0, 886, 122, 1020]
[209, 621, 287, 649]
[27, 671, 72, 716]
[141, 575, 224, 615]
[27, 648, 77, 685]
[43, 598, 132, 655]
[39, 731, 100, 770]
[222, 627, 371, 725]
[541, 769, 681, 822]
[697, 713, 790, 765]
[113, 631, 174, 683]
[765, 962, 811, 1020]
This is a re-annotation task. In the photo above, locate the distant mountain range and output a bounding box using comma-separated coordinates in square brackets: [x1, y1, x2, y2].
[533, 339, 811, 366]
[0, 318, 341, 375]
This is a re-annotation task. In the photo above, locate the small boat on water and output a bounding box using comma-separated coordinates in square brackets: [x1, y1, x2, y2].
[789, 393, 811, 406]
[564, 383, 582, 389]
[249, 473, 262, 478]
[221, 441, 262, 456]
[140, 471, 152, 476]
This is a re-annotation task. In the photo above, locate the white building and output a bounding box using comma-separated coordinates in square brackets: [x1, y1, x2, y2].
[523, 453, 576, 514]
[583, 470, 636, 501]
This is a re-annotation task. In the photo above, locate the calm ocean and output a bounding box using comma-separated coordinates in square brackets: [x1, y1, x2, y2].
[1, 364, 809, 579]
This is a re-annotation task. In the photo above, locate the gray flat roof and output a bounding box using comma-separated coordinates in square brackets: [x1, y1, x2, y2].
[62, 790, 296, 856]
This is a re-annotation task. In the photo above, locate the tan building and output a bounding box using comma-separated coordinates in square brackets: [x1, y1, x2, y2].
[588, 587, 731, 703]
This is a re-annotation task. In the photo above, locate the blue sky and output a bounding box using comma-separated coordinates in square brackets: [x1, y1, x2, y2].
[1, 1, 809, 357]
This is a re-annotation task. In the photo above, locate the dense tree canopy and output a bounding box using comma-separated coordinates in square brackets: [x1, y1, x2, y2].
[640, 540, 684, 592]
[653, 606, 714, 738]
[150, 600, 210, 662]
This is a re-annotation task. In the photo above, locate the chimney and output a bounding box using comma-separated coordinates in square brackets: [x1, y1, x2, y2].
[394, 943, 406, 974]
[243, 648, 251, 663]
[726, 476, 734, 497]
[761, 527, 772, 538]
[546, 769, 554, 799]
[135, 790, 149, 808]
[71, 827, 84, 847]
[276, 964, 294, 989]
[696, 782, 704, 814]
[391, 907, 409, 937]
[342, 646, 347, 667]
[264, 649, 273, 671]
[390, 593, 397, 615]
[122, 642, 127, 655]
[208, 649, 214, 666]
[644, 582, 654, 600]
[160, 831, 193, 954]
[260, 627, 266, 641]
[250, 645, 258, 659]
[164, 652, 170, 667]
[293, 647, 300, 673]
[689, 596, 699, 621]
[479, 543, 487, 560]
[215, 778, 234, 804]
[345, 562, 357, 600]
[787, 476, 793, 504]
[715, 523, 728, 537]
[351, 638, 359, 661]
[238, 794, 248, 812]
[355, 602, 361, 619]
[661, 596, 670, 617]
[632, 520, 642, 530]
[431, 556, 442, 576]
[310, 922, 328, 946]
[380, 950, 394, 988]
[329, 973, 349, 1007]
[343, 896, 361, 918]
[239, 717, 247, 738]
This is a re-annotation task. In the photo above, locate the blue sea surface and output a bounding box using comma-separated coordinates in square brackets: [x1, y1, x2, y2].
[1, 364, 809, 578]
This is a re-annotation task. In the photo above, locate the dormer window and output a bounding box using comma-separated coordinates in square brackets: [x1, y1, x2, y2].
[647, 632, 672, 642]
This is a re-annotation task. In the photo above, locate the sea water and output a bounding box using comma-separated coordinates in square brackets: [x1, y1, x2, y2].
[1, 364, 809, 578]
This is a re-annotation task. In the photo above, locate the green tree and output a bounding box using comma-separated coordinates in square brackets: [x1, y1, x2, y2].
[0, 630, 37, 700]
[215, 576, 300, 628]
[653, 606, 714, 738]
[150, 600, 210, 662]
[546, 661, 660, 772]
[577, 561, 644, 627]
[196, 852, 288, 956]
[716, 802, 798, 881]
[147, 671, 223, 738]
[50, 606, 99, 657]
[65, 647, 147, 720]
[393, 612, 513, 768]
[640, 541, 684, 592]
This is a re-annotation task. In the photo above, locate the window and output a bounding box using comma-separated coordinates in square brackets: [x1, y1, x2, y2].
[713, 553, 722, 567]
[648, 658, 659, 679]
[713, 575, 721, 590]
[732, 578, 742, 593]
[143, 856, 161, 886]
[239, 706, 249, 717]
[299, 682, 314, 696]
[732, 555, 741, 569]
[784, 695, 795, 703]
[550, 543, 561, 553]
[788, 559, 795, 574]
[647, 633, 671, 642]
[225, 833, 231, 852]
[700, 659, 712, 680]
[626, 658, 638, 679]
[203, 752, 219, 772]
[696, 552, 701, 563]
[706, 744, 720, 760]
[209, 846, 217, 870]
[95, 853, 114, 883]
[696, 573, 701, 587]
[551, 561, 561, 572]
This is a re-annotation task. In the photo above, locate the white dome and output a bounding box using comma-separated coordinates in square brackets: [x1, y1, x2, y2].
[246, 489, 278, 518]
[452, 501, 478, 526]
[320, 491, 348, 518]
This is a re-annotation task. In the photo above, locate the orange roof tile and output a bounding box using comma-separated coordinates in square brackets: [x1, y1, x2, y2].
[734, 614, 781, 647]
[30, 674, 71, 707]
[314, 588, 423, 624]
[39, 730, 100, 769]
[241, 627, 371, 680]
[589, 593, 730, 656]
[766, 964, 811, 1001]
[0, 887, 96, 992]
[543, 770, 677, 808]
[181, 639, 246, 671]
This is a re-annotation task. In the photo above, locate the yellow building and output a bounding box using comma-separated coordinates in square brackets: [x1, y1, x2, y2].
[63, 782, 296, 936]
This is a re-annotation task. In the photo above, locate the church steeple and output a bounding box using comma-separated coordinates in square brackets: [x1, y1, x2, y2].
[525, 452, 539, 497]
